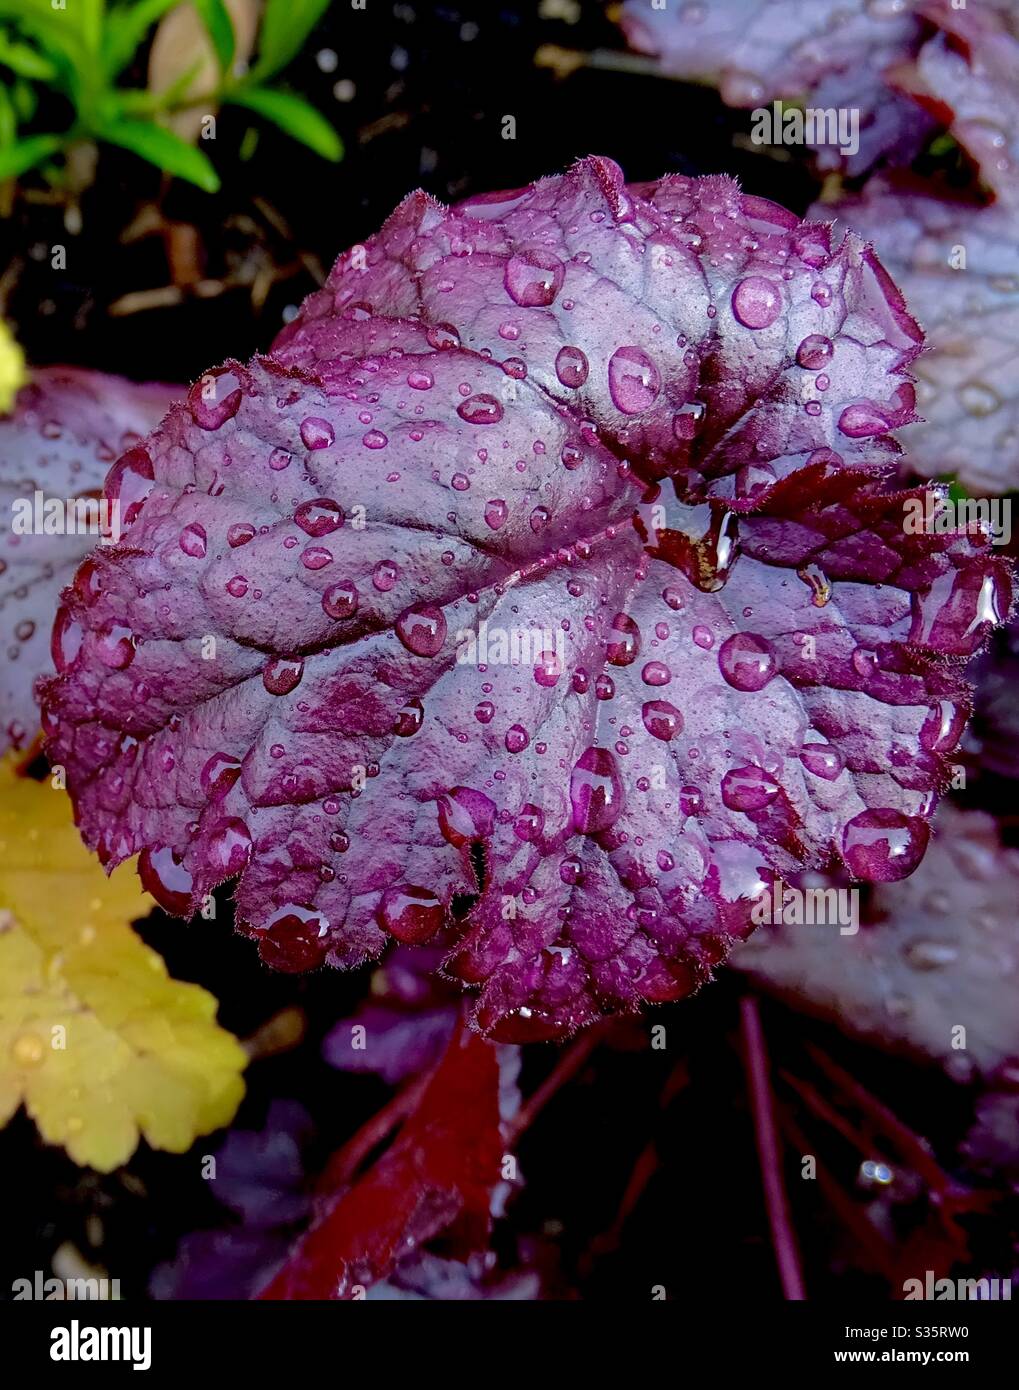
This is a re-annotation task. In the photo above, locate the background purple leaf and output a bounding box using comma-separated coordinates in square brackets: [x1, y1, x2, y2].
[0, 367, 178, 752]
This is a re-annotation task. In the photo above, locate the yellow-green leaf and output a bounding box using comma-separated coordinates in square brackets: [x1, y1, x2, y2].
[0, 758, 246, 1171]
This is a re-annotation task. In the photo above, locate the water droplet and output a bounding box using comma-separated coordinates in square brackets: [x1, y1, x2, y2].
[796, 334, 834, 369]
[426, 322, 460, 350]
[394, 697, 424, 736]
[322, 581, 359, 619]
[570, 746, 624, 833]
[269, 447, 292, 471]
[208, 817, 252, 874]
[395, 603, 446, 657]
[302, 546, 333, 570]
[718, 633, 777, 691]
[485, 498, 508, 529]
[263, 657, 304, 695]
[534, 649, 562, 687]
[606, 612, 640, 666]
[607, 346, 661, 414]
[721, 765, 779, 812]
[372, 560, 399, 591]
[920, 700, 966, 755]
[692, 624, 714, 650]
[799, 744, 843, 780]
[294, 497, 343, 536]
[377, 884, 445, 943]
[903, 939, 958, 971]
[559, 855, 582, 885]
[515, 804, 545, 841]
[731, 277, 782, 329]
[227, 522, 256, 547]
[362, 428, 388, 449]
[188, 369, 243, 430]
[505, 723, 530, 753]
[555, 345, 589, 388]
[958, 381, 1001, 417]
[457, 393, 504, 425]
[105, 447, 154, 527]
[842, 809, 928, 881]
[679, 785, 703, 816]
[51, 606, 83, 672]
[201, 752, 242, 797]
[641, 660, 671, 686]
[139, 845, 193, 915]
[226, 575, 248, 598]
[300, 417, 335, 450]
[407, 368, 434, 390]
[642, 699, 683, 741]
[259, 904, 328, 971]
[178, 522, 207, 558]
[504, 250, 565, 307]
[96, 623, 136, 669]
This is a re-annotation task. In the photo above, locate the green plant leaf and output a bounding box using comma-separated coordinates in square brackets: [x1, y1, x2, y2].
[250, 0, 331, 82]
[0, 83, 15, 147]
[0, 133, 63, 181]
[101, 0, 180, 77]
[193, 0, 235, 75]
[0, 28, 59, 80]
[226, 84, 342, 160]
[95, 116, 220, 191]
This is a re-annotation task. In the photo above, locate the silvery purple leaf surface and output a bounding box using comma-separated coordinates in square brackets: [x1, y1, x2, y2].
[40, 158, 1010, 1040]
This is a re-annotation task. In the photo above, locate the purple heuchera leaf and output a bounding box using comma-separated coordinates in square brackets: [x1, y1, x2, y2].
[620, 0, 934, 174]
[40, 158, 1011, 1041]
[808, 177, 1019, 493]
[892, 0, 1019, 206]
[0, 367, 178, 752]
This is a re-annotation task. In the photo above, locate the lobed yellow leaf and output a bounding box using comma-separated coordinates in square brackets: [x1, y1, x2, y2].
[0, 757, 246, 1171]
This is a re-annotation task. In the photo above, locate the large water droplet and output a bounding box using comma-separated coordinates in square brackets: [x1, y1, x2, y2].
[842, 808, 928, 881]
[259, 904, 328, 971]
[606, 612, 640, 666]
[322, 581, 359, 619]
[437, 787, 496, 846]
[641, 699, 683, 741]
[718, 633, 777, 691]
[485, 498, 508, 530]
[504, 250, 565, 307]
[207, 817, 252, 874]
[395, 603, 446, 657]
[294, 497, 344, 536]
[721, 765, 779, 812]
[607, 346, 661, 414]
[263, 657, 304, 695]
[178, 522, 207, 558]
[188, 369, 243, 430]
[139, 845, 193, 915]
[377, 884, 445, 943]
[799, 744, 843, 780]
[731, 277, 782, 329]
[555, 345, 589, 388]
[201, 751, 242, 797]
[795, 334, 834, 369]
[570, 746, 624, 833]
[300, 417, 335, 450]
[457, 393, 504, 426]
[105, 446, 154, 528]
